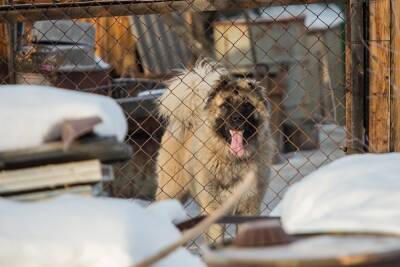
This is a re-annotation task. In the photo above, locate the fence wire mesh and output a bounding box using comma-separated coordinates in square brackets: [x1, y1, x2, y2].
[0, 0, 347, 243]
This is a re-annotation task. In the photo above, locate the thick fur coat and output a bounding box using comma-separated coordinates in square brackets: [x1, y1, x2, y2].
[156, 61, 273, 241]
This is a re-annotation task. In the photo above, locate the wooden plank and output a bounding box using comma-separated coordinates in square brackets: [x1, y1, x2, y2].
[369, 0, 391, 152]
[0, 160, 101, 194]
[349, 0, 366, 153]
[368, 42, 391, 153]
[7, 185, 93, 201]
[345, 0, 352, 153]
[369, 0, 391, 41]
[0, 137, 132, 170]
[0, 0, 344, 23]
[7, 22, 16, 83]
[391, 0, 400, 151]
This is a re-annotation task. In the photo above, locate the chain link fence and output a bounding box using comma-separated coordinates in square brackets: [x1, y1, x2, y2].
[0, 0, 347, 242]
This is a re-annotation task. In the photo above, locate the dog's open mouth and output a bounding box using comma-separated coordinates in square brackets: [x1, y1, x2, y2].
[229, 129, 245, 158]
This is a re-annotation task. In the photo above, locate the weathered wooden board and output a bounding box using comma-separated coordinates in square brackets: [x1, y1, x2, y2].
[369, 0, 391, 153]
[7, 185, 93, 201]
[345, 0, 353, 153]
[349, 0, 366, 153]
[0, 159, 102, 194]
[204, 234, 400, 267]
[0, 137, 132, 171]
[391, 0, 400, 151]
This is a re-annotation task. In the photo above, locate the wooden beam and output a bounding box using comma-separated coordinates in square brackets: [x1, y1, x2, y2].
[391, 0, 400, 151]
[0, 137, 132, 170]
[7, 185, 93, 201]
[369, 0, 391, 152]
[0, 0, 344, 23]
[0, 160, 102, 194]
[349, 0, 366, 153]
[345, 0, 352, 153]
[6, 20, 15, 83]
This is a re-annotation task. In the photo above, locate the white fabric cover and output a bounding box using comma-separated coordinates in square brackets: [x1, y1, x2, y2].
[278, 153, 400, 235]
[0, 85, 127, 151]
[0, 195, 205, 267]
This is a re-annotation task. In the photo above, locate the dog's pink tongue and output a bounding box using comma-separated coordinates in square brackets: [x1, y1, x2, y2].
[229, 130, 244, 158]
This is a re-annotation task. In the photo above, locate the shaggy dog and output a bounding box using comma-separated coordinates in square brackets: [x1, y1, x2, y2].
[156, 61, 273, 241]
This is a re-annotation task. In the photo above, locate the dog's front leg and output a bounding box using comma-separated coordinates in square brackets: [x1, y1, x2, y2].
[194, 183, 228, 243]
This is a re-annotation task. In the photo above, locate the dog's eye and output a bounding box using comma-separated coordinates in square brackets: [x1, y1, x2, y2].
[242, 102, 254, 111]
[241, 102, 255, 116]
[220, 103, 228, 112]
[222, 102, 231, 109]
